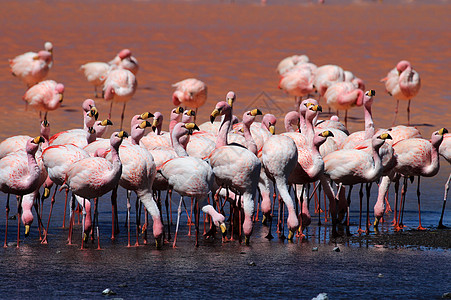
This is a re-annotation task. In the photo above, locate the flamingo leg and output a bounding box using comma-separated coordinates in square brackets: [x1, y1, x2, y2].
[344, 110, 348, 128]
[135, 196, 141, 246]
[164, 190, 171, 241]
[407, 99, 411, 126]
[33, 195, 43, 241]
[358, 184, 364, 234]
[346, 185, 353, 236]
[399, 177, 408, 229]
[365, 182, 372, 234]
[438, 173, 451, 229]
[416, 176, 426, 230]
[67, 195, 76, 245]
[120, 102, 127, 130]
[392, 100, 399, 126]
[195, 200, 200, 247]
[393, 179, 400, 226]
[173, 196, 183, 248]
[126, 191, 131, 247]
[169, 190, 173, 225]
[108, 101, 113, 120]
[42, 186, 58, 244]
[94, 197, 101, 250]
[4, 194, 10, 248]
[17, 196, 23, 248]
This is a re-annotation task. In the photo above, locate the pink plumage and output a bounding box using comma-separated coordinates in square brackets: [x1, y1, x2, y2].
[172, 78, 207, 108]
[23, 80, 64, 119]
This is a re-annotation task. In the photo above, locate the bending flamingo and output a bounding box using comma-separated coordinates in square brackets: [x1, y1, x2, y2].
[23, 80, 64, 121]
[438, 133, 451, 228]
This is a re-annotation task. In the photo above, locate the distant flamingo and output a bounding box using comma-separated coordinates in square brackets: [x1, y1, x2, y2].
[23, 80, 64, 121]
[381, 60, 421, 125]
[278, 63, 316, 109]
[62, 131, 128, 249]
[9, 42, 53, 88]
[344, 70, 365, 91]
[323, 81, 364, 126]
[109, 49, 139, 75]
[103, 68, 137, 129]
[438, 133, 451, 228]
[80, 62, 114, 98]
[0, 136, 46, 247]
[172, 78, 207, 120]
[208, 101, 262, 245]
[391, 128, 447, 230]
[313, 64, 345, 98]
[276, 54, 310, 76]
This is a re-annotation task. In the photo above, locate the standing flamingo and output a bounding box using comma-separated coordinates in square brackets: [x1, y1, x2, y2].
[109, 49, 139, 75]
[278, 63, 317, 109]
[23, 80, 64, 121]
[9, 42, 53, 88]
[103, 68, 137, 129]
[276, 54, 310, 76]
[172, 78, 207, 121]
[0, 136, 46, 247]
[381, 60, 421, 125]
[323, 81, 364, 126]
[160, 122, 226, 247]
[391, 128, 448, 230]
[62, 131, 128, 249]
[208, 101, 261, 245]
[313, 64, 345, 98]
[438, 133, 451, 228]
[80, 62, 114, 98]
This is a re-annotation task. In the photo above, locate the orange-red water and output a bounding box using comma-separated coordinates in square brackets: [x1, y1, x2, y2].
[1, 1, 451, 298]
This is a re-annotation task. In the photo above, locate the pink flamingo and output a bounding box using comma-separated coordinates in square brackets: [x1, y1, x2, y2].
[381, 60, 421, 125]
[344, 70, 365, 91]
[41, 144, 92, 244]
[109, 49, 139, 75]
[0, 136, 46, 247]
[198, 91, 236, 135]
[62, 131, 128, 249]
[438, 133, 451, 228]
[9, 42, 53, 88]
[80, 62, 114, 98]
[278, 63, 317, 109]
[208, 101, 262, 245]
[172, 78, 207, 119]
[160, 122, 226, 247]
[103, 68, 137, 130]
[323, 133, 393, 234]
[23, 80, 64, 121]
[313, 64, 345, 98]
[276, 54, 310, 76]
[391, 128, 447, 231]
[323, 81, 364, 126]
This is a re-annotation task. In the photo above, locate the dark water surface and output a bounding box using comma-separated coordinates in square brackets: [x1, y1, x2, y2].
[1, 0, 451, 299]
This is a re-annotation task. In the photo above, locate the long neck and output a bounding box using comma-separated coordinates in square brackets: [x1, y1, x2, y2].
[216, 113, 232, 148]
[156, 122, 162, 135]
[299, 111, 307, 134]
[243, 121, 257, 155]
[364, 104, 374, 139]
[305, 112, 316, 147]
[367, 142, 383, 181]
[26, 150, 40, 190]
[423, 141, 441, 176]
[109, 144, 123, 183]
[307, 136, 325, 179]
[172, 132, 189, 157]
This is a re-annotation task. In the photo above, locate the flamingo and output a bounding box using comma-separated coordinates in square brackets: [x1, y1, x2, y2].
[278, 63, 317, 109]
[0, 120, 50, 159]
[381, 60, 421, 125]
[41, 144, 92, 244]
[172, 78, 207, 120]
[159, 122, 226, 247]
[344, 70, 365, 91]
[284, 111, 300, 133]
[80, 62, 114, 98]
[313, 64, 345, 98]
[109, 49, 139, 75]
[105, 117, 163, 248]
[23, 80, 64, 121]
[208, 101, 262, 245]
[9, 42, 53, 88]
[62, 131, 128, 249]
[323, 133, 393, 234]
[103, 68, 137, 130]
[323, 81, 364, 126]
[390, 128, 448, 230]
[0, 136, 46, 247]
[198, 91, 236, 134]
[276, 54, 310, 76]
[438, 133, 451, 228]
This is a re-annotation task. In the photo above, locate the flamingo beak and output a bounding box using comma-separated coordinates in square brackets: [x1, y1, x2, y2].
[58, 94, 63, 103]
[101, 119, 113, 126]
[269, 125, 275, 135]
[43, 120, 50, 127]
[220, 223, 227, 236]
[187, 110, 196, 116]
[175, 107, 184, 114]
[33, 136, 45, 144]
[439, 128, 448, 135]
[210, 109, 220, 123]
[25, 225, 30, 237]
[89, 107, 99, 120]
[140, 112, 154, 119]
[227, 98, 234, 107]
[250, 109, 262, 116]
[118, 131, 128, 138]
[43, 187, 51, 199]
[138, 121, 151, 129]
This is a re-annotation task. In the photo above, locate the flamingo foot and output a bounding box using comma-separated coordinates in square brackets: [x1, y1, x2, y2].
[357, 228, 365, 234]
[416, 226, 426, 231]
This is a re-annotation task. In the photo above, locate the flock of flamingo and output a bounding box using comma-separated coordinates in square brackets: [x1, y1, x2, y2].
[1, 42, 449, 250]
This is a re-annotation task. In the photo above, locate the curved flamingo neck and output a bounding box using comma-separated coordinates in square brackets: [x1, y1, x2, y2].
[424, 139, 441, 176]
[364, 103, 374, 139]
[26, 149, 40, 190]
[216, 113, 232, 148]
[242, 120, 257, 155]
[171, 129, 189, 157]
[368, 140, 384, 181]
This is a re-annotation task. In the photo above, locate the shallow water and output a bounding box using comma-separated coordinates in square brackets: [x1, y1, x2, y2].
[1, 0, 451, 298]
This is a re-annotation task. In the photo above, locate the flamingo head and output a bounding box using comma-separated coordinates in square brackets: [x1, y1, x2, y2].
[44, 41, 53, 53]
[181, 109, 196, 123]
[396, 60, 412, 74]
[94, 119, 113, 138]
[110, 131, 128, 150]
[151, 112, 163, 133]
[27, 136, 45, 155]
[226, 91, 236, 107]
[363, 90, 375, 108]
[118, 49, 132, 60]
[284, 111, 300, 132]
[431, 128, 448, 148]
[37, 50, 52, 64]
[183, 123, 200, 135]
[242, 109, 262, 126]
[262, 113, 277, 135]
[210, 101, 231, 123]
